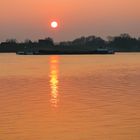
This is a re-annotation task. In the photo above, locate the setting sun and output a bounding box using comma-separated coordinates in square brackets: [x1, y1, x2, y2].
[51, 21, 58, 29]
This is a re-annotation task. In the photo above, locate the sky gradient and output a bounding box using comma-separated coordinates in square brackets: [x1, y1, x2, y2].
[0, 0, 140, 42]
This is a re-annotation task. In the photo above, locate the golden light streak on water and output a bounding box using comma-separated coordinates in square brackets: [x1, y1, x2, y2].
[49, 56, 59, 108]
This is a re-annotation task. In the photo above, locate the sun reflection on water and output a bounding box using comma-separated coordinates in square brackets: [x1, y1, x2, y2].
[49, 56, 59, 108]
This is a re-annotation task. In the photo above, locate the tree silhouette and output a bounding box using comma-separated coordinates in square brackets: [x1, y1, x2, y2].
[0, 34, 140, 52]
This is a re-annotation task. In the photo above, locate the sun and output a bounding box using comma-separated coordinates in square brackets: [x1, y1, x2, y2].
[51, 21, 58, 29]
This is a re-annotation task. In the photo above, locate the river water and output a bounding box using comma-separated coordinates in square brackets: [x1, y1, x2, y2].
[0, 53, 140, 140]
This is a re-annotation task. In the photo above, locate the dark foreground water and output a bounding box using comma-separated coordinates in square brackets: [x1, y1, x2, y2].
[0, 53, 140, 140]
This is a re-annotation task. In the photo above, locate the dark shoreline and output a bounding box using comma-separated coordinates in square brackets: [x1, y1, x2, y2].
[0, 34, 140, 53]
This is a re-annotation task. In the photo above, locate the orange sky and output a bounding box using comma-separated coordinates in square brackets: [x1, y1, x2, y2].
[0, 0, 140, 41]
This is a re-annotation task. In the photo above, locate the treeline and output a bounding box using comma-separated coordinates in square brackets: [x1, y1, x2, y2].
[0, 34, 140, 52]
[59, 34, 140, 52]
[0, 38, 54, 52]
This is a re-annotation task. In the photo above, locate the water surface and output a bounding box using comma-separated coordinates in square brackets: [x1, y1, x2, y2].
[0, 53, 140, 140]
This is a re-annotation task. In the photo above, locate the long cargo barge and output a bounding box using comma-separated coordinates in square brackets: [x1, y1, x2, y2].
[16, 49, 115, 55]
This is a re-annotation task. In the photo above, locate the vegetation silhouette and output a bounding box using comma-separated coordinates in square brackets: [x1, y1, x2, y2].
[0, 34, 140, 53]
